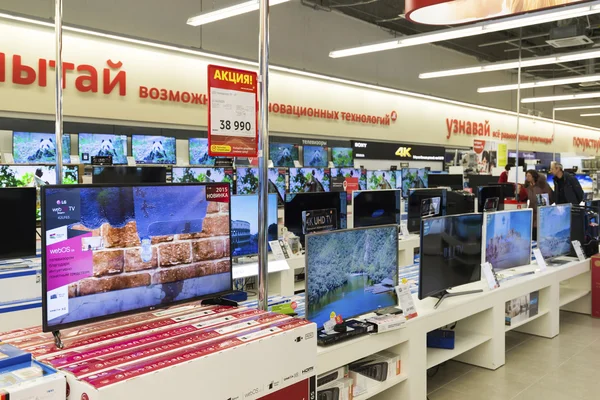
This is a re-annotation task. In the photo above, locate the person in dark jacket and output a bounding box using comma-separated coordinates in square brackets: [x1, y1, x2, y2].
[550, 162, 584, 205]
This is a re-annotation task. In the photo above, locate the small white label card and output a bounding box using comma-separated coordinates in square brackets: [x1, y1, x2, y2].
[395, 282, 417, 319]
[268, 240, 287, 261]
[572, 240, 586, 261]
[533, 248, 547, 271]
[482, 262, 499, 290]
[127, 156, 136, 166]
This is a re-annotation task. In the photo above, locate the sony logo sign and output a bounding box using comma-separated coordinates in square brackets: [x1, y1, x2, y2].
[354, 142, 367, 148]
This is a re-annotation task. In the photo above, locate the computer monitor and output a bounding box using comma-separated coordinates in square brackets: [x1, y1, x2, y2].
[306, 225, 398, 329]
[429, 174, 463, 191]
[419, 213, 483, 308]
[482, 209, 532, 271]
[41, 182, 232, 332]
[352, 189, 401, 228]
[131, 135, 176, 164]
[538, 204, 572, 262]
[407, 188, 447, 233]
[78, 133, 128, 164]
[12, 132, 71, 164]
[230, 194, 279, 257]
[92, 167, 167, 184]
[0, 188, 36, 260]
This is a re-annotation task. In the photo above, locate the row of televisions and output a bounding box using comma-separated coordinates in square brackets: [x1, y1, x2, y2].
[10, 132, 356, 168]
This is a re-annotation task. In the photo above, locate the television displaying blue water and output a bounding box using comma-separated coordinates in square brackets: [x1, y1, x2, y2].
[538, 204, 571, 259]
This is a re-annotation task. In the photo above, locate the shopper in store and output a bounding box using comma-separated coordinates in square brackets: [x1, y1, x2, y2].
[550, 162, 584, 206]
[498, 164, 512, 183]
[524, 170, 554, 240]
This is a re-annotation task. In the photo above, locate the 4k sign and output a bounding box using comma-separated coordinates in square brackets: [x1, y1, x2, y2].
[207, 65, 258, 157]
[395, 147, 412, 157]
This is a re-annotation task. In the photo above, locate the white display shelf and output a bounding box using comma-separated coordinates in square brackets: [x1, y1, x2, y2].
[559, 287, 591, 307]
[426, 331, 491, 369]
[354, 373, 409, 400]
[232, 259, 289, 279]
[294, 280, 305, 293]
[505, 309, 550, 332]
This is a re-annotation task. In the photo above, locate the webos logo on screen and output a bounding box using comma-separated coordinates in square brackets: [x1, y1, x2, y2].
[51, 199, 76, 219]
[49, 246, 75, 255]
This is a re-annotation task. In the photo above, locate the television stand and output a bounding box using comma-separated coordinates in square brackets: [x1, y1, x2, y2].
[433, 289, 483, 309]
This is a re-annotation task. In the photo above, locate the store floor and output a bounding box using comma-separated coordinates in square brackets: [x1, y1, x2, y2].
[427, 311, 600, 400]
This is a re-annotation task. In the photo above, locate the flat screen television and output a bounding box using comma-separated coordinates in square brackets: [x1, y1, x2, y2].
[478, 185, 504, 212]
[419, 213, 483, 300]
[92, 167, 167, 184]
[407, 188, 447, 233]
[467, 174, 498, 189]
[188, 138, 216, 166]
[288, 168, 330, 193]
[131, 135, 176, 164]
[331, 147, 353, 167]
[0, 187, 37, 260]
[230, 194, 278, 257]
[172, 167, 234, 186]
[331, 168, 360, 181]
[401, 168, 428, 198]
[303, 145, 328, 168]
[366, 170, 395, 190]
[268, 168, 286, 201]
[235, 167, 286, 203]
[284, 192, 347, 245]
[306, 225, 398, 329]
[78, 133, 128, 164]
[538, 204, 572, 260]
[270, 143, 299, 167]
[352, 189, 401, 228]
[576, 174, 593, 193]
[482, 209, 532, 271]
[13, 132, 71, 164]
[41, 182, 233, 332]
[429, 174, 463, 190]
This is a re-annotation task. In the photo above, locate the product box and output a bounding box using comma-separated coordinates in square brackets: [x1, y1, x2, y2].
[0, 344, 31, 370]
[592, 255, 600, 318]
[317, 377, 353, 400]
[505, 290, 539, 326]
[317, 366, 348, 388]
[348, 351, 401, 396]
[0, 359, 65, 400]
[366, 314, 406, 333]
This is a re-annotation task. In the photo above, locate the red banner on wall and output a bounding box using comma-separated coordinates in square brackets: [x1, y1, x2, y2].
[207, 65, 258, 157]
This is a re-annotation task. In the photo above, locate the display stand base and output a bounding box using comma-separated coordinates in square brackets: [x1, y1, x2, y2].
[201, 295, 238, 307]
[52, 330, 64, 349]
[433, 289, 483, 309]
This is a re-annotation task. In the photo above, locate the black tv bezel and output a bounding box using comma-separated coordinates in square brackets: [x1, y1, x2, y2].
[12, 132, 72, 165]
[92, 166, 168, 184]
[0, 187, 37, 261]
[78, 133, 129, 165]
[41, 182, 233, 333]
[418, 213, 483, 300]
[407, 188, 447, 233]
[130, 134, 177, 165]
[351, 189, 401, 228]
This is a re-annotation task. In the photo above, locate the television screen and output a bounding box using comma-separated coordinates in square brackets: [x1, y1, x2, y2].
[13, 132, 71, 164]
[289, 168, 330, 193]
[93, 167, 167, 184]
[331, 147, 353, 167]
[230, 194, 278, 257]
[42, 183, 232, 332]
[407, 189, 447, 233]
[172, 167, 234, 186]
[303, 145, 328, 168]
[306, 225, 398, 328]
[421, 197, 441, 218]
[483, 197, 499, 212]
[536, 193, 550, 206]
[538, 204, 572, 260]
[331, 168, 360, 180]
[467, 174, 498, 189]
[132, 135, 176, 164]
[352, 189, 401, 228]
[483, 209, 532, 271]
[394, 170, 402, 189]
[419, 213, 483, 299]
[366, 170, 395, 190]
[478, 186, 504, 212]
[270, 143, 299, 167]
[576, 174, 593, 193]
[284, 192, 347, 245]
[78, 133, 128, 164]
[236, 167, 286, 201]
[429, 174, 463, 190]
[402, 168, 428, 198]
[0, 188, 36, 260]
[269, 168, 286, 201]
[189, 138, 216, 166]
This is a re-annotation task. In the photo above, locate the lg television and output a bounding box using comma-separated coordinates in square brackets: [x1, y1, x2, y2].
[429, 174, 463, 191]
[172, 167, 234, 185]
[41, 182, 233, 332]
[303, 145, 328, 168]
[189, 138, 216, 166]
[352, 189, 401, 228]
[13, 132, 71, 164]
[407, 188, 447, 233]
[284, 192, 347, 245]
[402, 168, 428, 198]
[482, 209, 532, 271]
[366, 170, 395, 190]
[0, 188, 36, 260]
[289, 168, 330, 193]
[538, 204, 572, 262]
[230, 194, 278, 257]
[419, 213, 484, 308]
[331, 147, 353, 167]
[132, 135, 176, 164]
[78, 133, 128, 164]
[270, 143, 299, 167]
[306, 225, 398, 328]
[92, 167, 167, 184]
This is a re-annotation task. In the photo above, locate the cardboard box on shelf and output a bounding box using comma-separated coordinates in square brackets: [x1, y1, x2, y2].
[505, 291, 539, 326]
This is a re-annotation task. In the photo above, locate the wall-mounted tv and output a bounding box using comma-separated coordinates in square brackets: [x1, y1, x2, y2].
[331, 147, 353, 167]
[189, 138, 216, 166]
[79, 133, 128, 164]
[132, 135, 176, 164]
[13, 132, 71, 164]
[303, 145, 328, 168]
[289, 168, 330, 193]
[172, 167, 234, 185]
[270, 143, 299, 167]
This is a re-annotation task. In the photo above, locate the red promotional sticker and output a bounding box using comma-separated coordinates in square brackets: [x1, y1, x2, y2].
[206, 183, 230, 204]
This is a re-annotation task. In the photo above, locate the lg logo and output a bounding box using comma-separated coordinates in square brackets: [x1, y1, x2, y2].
[395, 147, 412, 157]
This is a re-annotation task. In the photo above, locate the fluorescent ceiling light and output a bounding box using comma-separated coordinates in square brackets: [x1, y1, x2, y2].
[187, 0, 290, 26]
[555, 104, 600, 111]
[421, 48, 600, 79]
[329, 1, 600, 58]
[522, 92, 600, 103]
[581, 113, 600, 117]
[479, 74, 600, 93]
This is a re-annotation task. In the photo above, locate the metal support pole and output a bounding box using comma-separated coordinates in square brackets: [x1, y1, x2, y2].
[257, 0, 270, 311]
[54, 0, 64, 184]
[515, 29, 522, 187]
[552, 108, 556, 162]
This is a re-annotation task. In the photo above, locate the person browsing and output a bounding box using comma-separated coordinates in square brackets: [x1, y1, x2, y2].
[550, 163, 584, 206]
